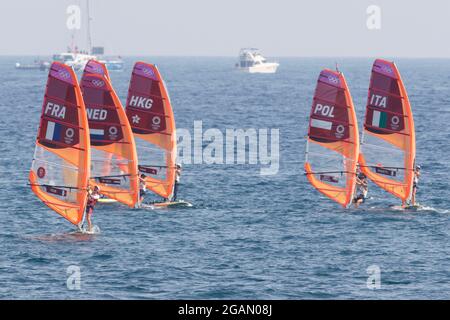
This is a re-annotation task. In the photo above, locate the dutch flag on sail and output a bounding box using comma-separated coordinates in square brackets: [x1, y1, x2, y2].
[45, 121, 62, 141]
[90, 128, 104, 140]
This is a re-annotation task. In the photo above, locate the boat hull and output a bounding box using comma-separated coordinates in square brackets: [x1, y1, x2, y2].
[237, 63, 279, 74]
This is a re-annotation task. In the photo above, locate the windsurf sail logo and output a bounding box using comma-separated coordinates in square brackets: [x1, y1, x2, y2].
[92, 65, 103, 74]
[129, 95, 153, 109]
[390, 115, 400, 129]
[381, 65, 393, 74]
[335, 124, 345, 138]
[151, 116, 161, 130]
[92, 79, 105, 87]
[108, 126, 118, 139]
[58, 69, 71, 80]
[328, 75, 339, 84]
[37, 167, 46, 178]
[64, 128, 75, 144]
[142, 67, 156, 78]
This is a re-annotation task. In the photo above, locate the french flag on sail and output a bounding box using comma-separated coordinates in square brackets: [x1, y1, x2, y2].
[90, 128, 104, 140]
[45, 121, 62, 141]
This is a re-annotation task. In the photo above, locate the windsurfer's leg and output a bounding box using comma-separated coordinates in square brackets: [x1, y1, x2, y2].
[139, 189, 146, 204]
[86, 207, 93, 231]
[173, 183, 178, 201]
[79, 207, 88, 230]
[354, 195, 364, 208]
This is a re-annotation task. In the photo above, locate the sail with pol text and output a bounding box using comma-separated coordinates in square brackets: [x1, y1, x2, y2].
[81, 60, 139, 207]
[304, 69, 359, 208]
[29, 62, 91, 225]
[125, 62, 177, 200]
[359, 59, 415, 202]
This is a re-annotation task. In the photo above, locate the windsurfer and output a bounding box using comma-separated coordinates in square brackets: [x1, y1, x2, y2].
[172, 164, 182, 201]
[403, 165, 421, 207]
[83, 185, 100, 231]
[139, 174, 147, 203]
[353, 172, 368, 208]
[412, 165, 421, 205]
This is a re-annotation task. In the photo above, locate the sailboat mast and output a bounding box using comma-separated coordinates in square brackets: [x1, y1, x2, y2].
[86, 0, 92, 54]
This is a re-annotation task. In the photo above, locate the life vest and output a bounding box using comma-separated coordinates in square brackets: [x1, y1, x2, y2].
[87, 193, 100, 207]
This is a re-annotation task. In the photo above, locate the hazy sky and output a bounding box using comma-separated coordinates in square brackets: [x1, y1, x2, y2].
[1, 0, 450, 57]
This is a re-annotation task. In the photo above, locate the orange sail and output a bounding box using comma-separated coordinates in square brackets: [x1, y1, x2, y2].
[81, 60, 139, 207]
[359, 59, 415, 202]
[83, 58, 111, 81]
[125, 62, 177, 199]
[29, 62, 90, 225]
[304, 69, 359, 208]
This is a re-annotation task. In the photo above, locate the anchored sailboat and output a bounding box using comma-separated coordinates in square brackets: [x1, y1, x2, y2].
[304, 69, 360, 208]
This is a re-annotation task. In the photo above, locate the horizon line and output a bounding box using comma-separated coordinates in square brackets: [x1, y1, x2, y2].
[2, 54, 450, 60]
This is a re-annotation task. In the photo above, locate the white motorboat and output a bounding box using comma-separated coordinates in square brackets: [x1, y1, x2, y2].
[236, 48, 279, 73]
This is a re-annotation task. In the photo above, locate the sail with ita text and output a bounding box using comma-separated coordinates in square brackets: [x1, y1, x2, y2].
[359, 59, 416, 202]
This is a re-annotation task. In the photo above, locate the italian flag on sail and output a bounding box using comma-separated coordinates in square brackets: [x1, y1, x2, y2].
[372, 110, 387, 128]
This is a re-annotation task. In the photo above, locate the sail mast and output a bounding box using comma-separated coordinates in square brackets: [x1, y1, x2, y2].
[86, 0, 92, 54]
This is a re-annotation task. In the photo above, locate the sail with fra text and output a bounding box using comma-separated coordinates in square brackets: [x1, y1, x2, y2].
[304, 69, 359, 208]
[29, 62, 91, 225]
[359, 59, 415, 202]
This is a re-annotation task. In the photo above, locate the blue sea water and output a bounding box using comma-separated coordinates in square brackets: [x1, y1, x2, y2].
[0, 56, 449, 299]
